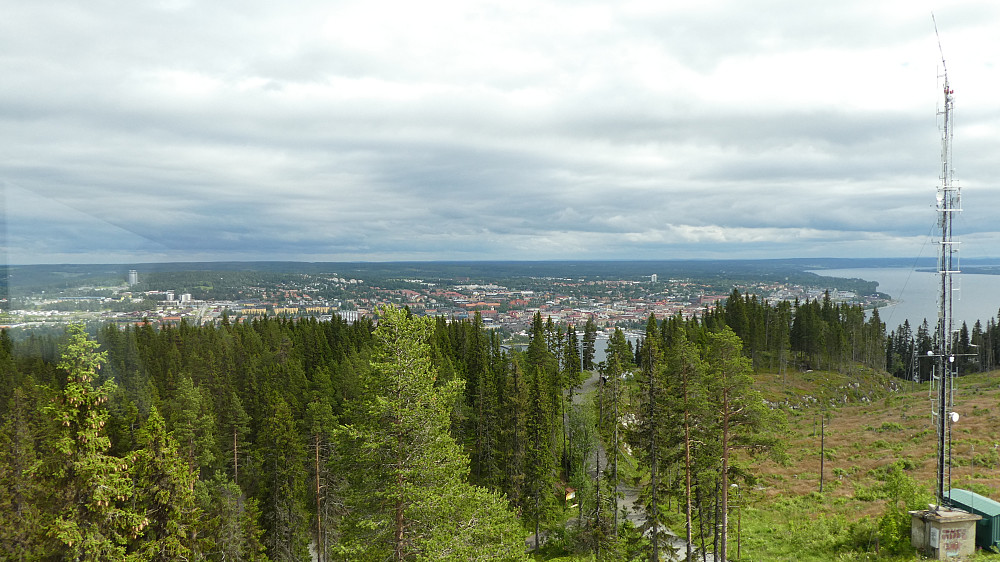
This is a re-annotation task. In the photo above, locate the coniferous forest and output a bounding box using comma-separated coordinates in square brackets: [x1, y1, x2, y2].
[3, 287, 998, 561]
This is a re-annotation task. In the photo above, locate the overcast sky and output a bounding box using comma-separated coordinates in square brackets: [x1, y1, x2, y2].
[2, 0, 999, 265]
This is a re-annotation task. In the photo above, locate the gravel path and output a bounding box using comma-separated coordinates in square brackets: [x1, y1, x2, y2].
[571, 369, 716, 561]
[526, 369, 715, 561]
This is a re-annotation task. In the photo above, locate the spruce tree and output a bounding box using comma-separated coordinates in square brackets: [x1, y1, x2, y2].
[197, 474, 267, 561]
[500, 354, 529, 510]
[131, 407, 201, 561]
[564, 325, 582, 387]
[256, 396, 309, 562]
[40, 324, 146, 560]
[525, 365, 555, 551]
[169, 374, 217, 477]
[582, 317, 598, 371]
[0, 386, 46, 559]
[631, 314, 669, 561]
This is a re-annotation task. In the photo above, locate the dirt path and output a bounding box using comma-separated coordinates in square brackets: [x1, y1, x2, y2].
[572, 369, 715, 561]
[526, 370, 713, 560]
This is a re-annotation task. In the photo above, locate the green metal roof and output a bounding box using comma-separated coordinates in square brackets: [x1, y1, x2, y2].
[949, 488, 1000, 518]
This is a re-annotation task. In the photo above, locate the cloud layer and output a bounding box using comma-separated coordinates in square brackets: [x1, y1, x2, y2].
[3, 0, 999, 264]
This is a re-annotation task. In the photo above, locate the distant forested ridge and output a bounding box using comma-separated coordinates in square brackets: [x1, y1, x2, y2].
[4, 257, 921, 294]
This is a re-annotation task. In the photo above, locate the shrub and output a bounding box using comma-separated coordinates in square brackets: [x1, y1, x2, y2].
[972, 449, 1000, 469]
[874, 422, 903, 433]
[849, 461, 932, 555]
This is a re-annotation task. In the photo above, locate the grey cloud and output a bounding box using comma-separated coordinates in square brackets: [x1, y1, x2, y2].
[3, 1, 999, 263]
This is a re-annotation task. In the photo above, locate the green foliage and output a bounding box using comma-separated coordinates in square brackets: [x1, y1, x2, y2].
[335, 305, 528, 561]
[255, 397, 309, 561]
[39, 324, 146, 560]
[6, 309, 552, 561]
[849, 461, 931, 555]
[869, 421, 903, 433]
[169, 374, 216, 476]
[567, 402, 596, 526]
[131, 407, 201, 561]
[4, 282, 928, 562]
[582, 317, 598, 372]
[972, 448, 1000, 469]
[0, 386, 46, 559]
[197, 475, 268, 562]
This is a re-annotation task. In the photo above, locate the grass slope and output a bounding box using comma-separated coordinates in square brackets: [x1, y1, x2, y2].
[743, 368, 1000, 561]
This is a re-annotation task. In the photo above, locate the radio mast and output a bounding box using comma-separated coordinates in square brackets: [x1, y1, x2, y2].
[930, 14, 960, 510]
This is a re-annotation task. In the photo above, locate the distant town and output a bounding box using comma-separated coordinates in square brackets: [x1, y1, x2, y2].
[1, 261, 891, 337]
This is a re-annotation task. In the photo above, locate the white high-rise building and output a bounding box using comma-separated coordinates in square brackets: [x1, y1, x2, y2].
[650, 273, 658, 283]
[128, 269, 138, 286]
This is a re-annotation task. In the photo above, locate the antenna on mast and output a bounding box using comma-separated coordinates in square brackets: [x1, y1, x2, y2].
[929, 13, 960, 511]
[933, 13, 948, 77]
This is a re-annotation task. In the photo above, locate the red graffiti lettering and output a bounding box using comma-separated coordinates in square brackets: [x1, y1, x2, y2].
[942, 529, 967, 541]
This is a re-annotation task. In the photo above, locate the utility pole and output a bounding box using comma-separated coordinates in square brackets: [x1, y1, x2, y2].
[730, 483, 742, 561]
[819, 414, 825, 493]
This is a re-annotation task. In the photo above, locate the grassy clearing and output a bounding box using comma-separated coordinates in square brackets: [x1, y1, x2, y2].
[754, 369, 1000, 504]
[741, 368, 1000, 561]
[539, 368, 1000, 560]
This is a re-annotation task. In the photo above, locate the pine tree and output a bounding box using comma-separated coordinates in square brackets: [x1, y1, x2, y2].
[335, 305, 527, 561]
[219, 390, 250, 486]
[703, 327, 783, 562]
[601, 327, 632, 536]
[567, 401, 596, 527]
[305, 399, 337, 562]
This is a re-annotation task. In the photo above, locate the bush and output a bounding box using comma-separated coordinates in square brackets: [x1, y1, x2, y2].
[849, 461, 932, 555]
[972, 449, 1000, 469]
[873, 422, 903, 433]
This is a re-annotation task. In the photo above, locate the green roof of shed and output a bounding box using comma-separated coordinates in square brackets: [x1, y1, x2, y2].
[949, 488, 1000, 517]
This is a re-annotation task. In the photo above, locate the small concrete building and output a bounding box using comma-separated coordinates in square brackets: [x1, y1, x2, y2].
[911, 508, 981, 560]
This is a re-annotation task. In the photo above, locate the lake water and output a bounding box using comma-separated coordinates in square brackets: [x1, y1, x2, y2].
[593, 332, 641, 365]
[589, 267, 1000, 360]
[812, 268, 1000, 332]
